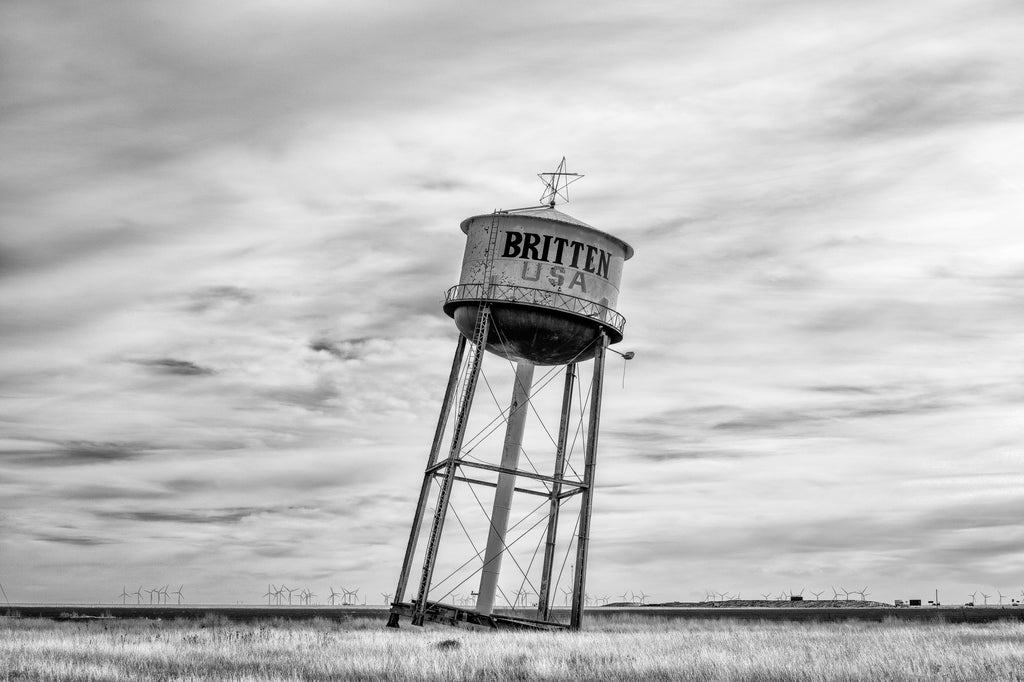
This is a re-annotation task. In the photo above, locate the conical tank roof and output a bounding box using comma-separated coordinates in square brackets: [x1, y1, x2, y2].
[459, 206, 633, 260]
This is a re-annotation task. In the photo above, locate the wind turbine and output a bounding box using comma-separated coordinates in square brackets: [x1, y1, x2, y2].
[968, 591, 977, 606]
[563, 588, 574, 606]
[761, 592, 771, 600]
[159, 585, 170, 604]
[145, 588, 156, 604]
[858, 587, 870, 602]
[172, 585, 184, 605]
[981, 592, 991, 605]
[273, 585, 285, 605]
[133, 586, 143, 604]
[264, 585, 276, 606]
[811, 590, 824, 601]
[285, 586, 298, 605]
[841, 588, 851, 600]
[307, 590, 317, 605]
[327, 586, 341, 606]
[831, 586, 841, 600]
[119, 586, 130, 605]
[381, 592, 392, 605]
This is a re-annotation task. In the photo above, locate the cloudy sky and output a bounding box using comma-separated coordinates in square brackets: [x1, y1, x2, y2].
[2, 0, 1023, 607]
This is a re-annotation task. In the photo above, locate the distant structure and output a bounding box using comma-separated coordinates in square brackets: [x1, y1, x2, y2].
[387, 160, 633, 631]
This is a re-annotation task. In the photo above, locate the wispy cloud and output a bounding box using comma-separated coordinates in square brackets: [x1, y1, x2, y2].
[34, 533, 111, 547]
[308, 336, 371, 361]
[135, 358, 216, 376]
[96, 508, 270, 525]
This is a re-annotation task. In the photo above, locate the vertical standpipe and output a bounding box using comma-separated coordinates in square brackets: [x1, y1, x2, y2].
[476, 360, 535, 615]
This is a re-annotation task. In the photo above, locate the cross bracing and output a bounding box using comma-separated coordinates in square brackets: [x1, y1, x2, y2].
[388, 307, 607, 630]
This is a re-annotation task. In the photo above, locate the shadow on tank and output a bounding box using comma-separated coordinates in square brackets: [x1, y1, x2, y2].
[449, 302, 618, 365]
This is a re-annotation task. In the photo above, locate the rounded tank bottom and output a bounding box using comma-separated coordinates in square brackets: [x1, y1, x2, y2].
[449, 303, 615, 365]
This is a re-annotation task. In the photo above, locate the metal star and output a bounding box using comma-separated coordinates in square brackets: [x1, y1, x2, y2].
[538, 157, 584, 207]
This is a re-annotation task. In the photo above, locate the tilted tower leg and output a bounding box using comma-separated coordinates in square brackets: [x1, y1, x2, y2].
[476, 360, 536, 615]
[410, 305, 491, 626]
[386, 334, 467, 628]
[570, 331, 608, 631]
[536, 363, 576, 622]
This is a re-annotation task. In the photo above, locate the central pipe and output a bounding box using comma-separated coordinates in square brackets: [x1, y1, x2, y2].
[475, 360, 535, 615]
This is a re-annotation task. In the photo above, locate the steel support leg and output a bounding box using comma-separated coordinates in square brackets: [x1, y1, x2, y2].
[536, 363, 575, 622]
[410, 308, 491, 626]
[570, 333, 607, 631]
[386, 335, 467, 628]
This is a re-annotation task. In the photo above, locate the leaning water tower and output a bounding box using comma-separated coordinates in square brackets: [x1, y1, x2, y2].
[386, 159, 633, 631]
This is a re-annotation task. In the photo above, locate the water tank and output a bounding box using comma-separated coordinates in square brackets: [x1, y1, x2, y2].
[443, 206, 633, 365]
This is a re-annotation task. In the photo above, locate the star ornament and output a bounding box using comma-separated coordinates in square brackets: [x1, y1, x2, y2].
[538, 156, 584, 207]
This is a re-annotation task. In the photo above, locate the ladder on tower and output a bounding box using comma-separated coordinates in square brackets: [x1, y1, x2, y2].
[480, 211, 502, 299]
[446, 304, 490, 452]
[410, 214, 501, 625]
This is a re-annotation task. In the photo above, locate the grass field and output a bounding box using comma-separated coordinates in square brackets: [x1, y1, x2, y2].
[2, 615, 1023, 681]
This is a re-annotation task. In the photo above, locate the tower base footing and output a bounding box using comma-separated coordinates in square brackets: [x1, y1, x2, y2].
[387, 602, 568, 631]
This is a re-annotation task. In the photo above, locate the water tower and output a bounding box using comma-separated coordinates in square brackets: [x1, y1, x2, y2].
[386, 160, 633, 631]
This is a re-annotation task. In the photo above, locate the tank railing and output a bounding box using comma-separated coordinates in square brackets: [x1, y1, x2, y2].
[445, 283, 626, 335]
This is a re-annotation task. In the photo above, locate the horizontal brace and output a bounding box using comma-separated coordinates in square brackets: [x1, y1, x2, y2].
[452, 475, 551, 498]
[424, 459, 451, 476]
[558, 487, 586, 500]
[456, 459, 585, 489]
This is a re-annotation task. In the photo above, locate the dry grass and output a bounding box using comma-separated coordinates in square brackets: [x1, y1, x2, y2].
[2, 614, 1023, 681]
